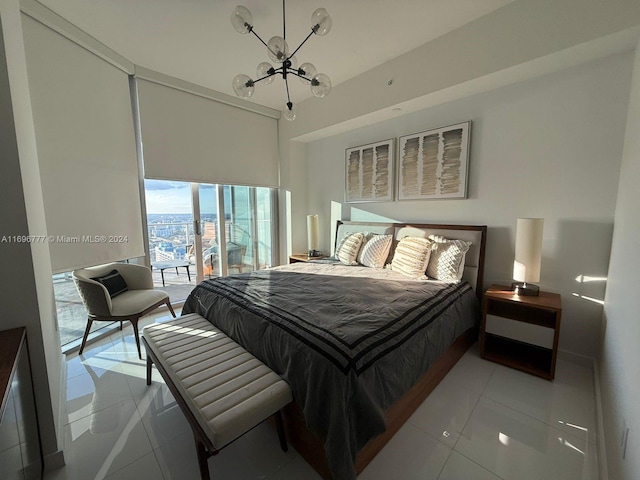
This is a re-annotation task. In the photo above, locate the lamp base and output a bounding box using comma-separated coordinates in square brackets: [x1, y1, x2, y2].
[308, 250, 323, 258]
[511, 282, 540, 296]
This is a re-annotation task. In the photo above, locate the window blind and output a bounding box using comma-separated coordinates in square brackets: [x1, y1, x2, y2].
[136, 78, 279, 188]
[22, 15, 145, 273]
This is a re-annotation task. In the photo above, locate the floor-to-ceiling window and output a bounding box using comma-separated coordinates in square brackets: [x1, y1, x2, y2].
[144, 180, 197, 302]
[54, 179, 277, 350]
[143, 180, 276, 293]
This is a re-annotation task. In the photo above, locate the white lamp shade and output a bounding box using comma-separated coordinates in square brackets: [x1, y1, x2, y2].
[307, 214, 319, 252]
[513, 218, 544, 283]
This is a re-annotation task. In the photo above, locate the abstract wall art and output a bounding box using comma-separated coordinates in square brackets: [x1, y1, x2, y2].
[397, 121, 470, 200]
[345, 139, 394, 203]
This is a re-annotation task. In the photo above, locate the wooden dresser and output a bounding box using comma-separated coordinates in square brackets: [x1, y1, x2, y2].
[0, 327, 43, 479]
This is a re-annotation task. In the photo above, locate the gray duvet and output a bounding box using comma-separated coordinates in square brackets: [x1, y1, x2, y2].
[182, 260, 479, 480]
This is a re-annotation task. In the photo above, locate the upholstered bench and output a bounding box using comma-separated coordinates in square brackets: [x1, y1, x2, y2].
[141, 313, 293, 480]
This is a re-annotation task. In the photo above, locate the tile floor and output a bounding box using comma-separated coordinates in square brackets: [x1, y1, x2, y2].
[46, 311, 600, 480]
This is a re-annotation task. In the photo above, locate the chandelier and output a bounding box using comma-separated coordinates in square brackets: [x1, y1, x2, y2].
[231, 1, 332, 121]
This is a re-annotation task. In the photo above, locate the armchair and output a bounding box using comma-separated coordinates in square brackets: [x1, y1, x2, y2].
[73, 262, 176, 358]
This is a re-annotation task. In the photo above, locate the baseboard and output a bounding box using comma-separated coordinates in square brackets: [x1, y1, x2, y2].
[557, 348, 594, 368]
[57, 352, 67, 430]
[593, 358, 609, 480]
[50, 350, 67, 472]
[558, 349, 608, 478]
[43, 449, 65, 472]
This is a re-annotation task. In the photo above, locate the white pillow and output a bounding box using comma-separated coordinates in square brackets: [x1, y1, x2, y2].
[390, 236, 433, 279]
[335, 232, 365, 265]
[426, 235, 472, 282]
[358, 234, 393, 268]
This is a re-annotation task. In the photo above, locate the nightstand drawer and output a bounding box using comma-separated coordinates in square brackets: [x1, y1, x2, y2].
[481, 285, 562, 380]
[485, 314, 554, 349]
[485, 298, 557, 328]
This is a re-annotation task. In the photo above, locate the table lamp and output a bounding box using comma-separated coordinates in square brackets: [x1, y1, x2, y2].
[512, 218, 544, 296]
[307, 214, 322, 257]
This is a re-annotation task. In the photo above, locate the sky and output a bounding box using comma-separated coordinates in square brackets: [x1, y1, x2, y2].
[144, 180, 219, 215]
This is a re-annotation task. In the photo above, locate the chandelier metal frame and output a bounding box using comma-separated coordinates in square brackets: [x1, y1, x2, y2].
[231, 1, 332, 120]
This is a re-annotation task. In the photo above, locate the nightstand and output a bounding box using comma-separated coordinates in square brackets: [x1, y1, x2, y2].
[480, 285, 562, 380]
[289, 254, 325, 264]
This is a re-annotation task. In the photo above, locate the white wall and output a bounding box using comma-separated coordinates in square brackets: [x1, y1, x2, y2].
[303, 53, 633, 358]
[0, 0, 63, 468]
[599, 39, 640, 480]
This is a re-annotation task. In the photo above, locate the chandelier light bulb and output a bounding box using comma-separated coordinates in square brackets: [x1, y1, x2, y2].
[232, 74, 255, 98]
[298, 62, 317, 84]
[310, 73, 331, 98]
[230, 2, 331, 120]
[311, 8, 332, 36]
[231, 6, 253, 34]
[267, 36, 289, 63]
[256, 62, 275, 84]
[284, 102, 298, 121]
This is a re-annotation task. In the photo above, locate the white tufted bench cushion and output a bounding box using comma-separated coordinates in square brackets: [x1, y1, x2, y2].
[142, 313, 292, 478]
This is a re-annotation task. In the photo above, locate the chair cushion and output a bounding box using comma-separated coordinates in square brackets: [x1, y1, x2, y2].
[110, 289, 169, 316]
[91, 269, 128, 298]
[142, 314, 292, 450]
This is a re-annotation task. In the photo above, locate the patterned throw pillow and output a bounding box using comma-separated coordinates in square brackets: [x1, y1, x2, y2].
[358, 234, 393, 268]
[390, 236, 433, 279]
[91, 269, 128, 298]
[335, 232, 365, 265]
[426, 235, 472, 282]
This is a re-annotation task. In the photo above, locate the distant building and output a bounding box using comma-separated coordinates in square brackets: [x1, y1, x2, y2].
[154, 242, 176, 261]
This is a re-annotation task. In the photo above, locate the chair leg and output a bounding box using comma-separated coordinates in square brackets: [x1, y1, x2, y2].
[131, 318, 142, 359]
[166, 300, 177, 318]
[78, 318, 93, 355]
[119, 321, 123, 331]
[275, 410, 288, 452]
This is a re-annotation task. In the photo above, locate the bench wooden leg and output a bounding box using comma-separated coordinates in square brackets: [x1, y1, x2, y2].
[146, 355, 153, 385]
[275, 410, 288, 452]
[194, 435, 212, 480]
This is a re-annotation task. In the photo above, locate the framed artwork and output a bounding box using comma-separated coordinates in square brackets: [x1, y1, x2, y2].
[345, 139, 394, 203]
[397, 121, 471, 200]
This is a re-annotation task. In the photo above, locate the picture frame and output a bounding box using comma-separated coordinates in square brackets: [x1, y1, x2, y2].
[345, 138, 395, 203]
[397, 121, 471, 200]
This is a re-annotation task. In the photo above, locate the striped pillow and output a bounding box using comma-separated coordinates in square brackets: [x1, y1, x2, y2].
[426, 235, 472, 282]
[390, 236, 433, 279]
[358, 234, 392, 268]
[91, 269, 128, 298]
[335, 232, 365, 265]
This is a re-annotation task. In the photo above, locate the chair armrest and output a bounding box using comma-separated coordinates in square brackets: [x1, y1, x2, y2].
[114, 263, 154, 290]
[73, 277, 112, 317]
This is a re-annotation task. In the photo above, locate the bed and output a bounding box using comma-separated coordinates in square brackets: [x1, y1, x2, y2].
[182, 221, 487, 480]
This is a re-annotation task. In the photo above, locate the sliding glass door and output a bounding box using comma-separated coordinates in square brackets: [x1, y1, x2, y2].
[145, 180, 277, 286]
[194, 185, 277, 281]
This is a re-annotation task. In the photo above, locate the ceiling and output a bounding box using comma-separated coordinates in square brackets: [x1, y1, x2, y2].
[36, 0, 514, 112]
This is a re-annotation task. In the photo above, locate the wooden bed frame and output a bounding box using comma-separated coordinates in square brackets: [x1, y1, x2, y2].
[281, 222, 487, 479]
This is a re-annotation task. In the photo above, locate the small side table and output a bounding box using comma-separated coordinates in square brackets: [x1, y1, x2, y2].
[151, 260, 192, 286]
[480, 285, 562, 380]
[289, 254, 325, 264]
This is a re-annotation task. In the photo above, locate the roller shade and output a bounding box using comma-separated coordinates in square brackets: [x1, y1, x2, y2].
[22, 15, 145, 273]
[136, 78, 279, 187]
